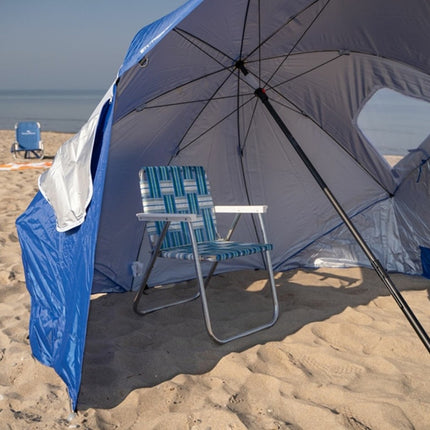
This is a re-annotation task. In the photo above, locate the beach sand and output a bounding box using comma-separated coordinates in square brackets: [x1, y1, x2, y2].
[0, 129, 429, 429]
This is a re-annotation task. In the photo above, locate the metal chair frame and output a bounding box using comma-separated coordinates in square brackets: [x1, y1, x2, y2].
[133, 167, 279, 344]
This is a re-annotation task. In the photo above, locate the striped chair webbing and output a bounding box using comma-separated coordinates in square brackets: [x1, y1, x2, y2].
[139, 166, 218, 249]
[160, 240, 273, 262]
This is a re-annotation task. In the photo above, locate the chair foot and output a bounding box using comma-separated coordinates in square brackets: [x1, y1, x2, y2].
[195, 263, 279, 344]
[206, 313, 279, 344]
[133, 283, 201, 315]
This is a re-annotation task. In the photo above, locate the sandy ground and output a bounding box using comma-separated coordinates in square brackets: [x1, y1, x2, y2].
[0, 129, 429, 429]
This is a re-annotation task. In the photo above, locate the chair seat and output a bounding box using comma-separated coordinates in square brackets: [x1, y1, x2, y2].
[160, 240, 273, 261]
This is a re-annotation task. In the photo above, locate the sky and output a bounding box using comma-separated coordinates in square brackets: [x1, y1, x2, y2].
[0, 0, 188, 91]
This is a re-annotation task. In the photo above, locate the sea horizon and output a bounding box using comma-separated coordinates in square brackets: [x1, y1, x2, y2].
[0, 88, 106, 134]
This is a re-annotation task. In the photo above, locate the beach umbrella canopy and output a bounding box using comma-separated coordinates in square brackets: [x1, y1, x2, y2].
[18, 0, 430, 408]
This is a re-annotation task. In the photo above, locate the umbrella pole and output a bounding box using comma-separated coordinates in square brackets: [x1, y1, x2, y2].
[254, 87, 430, 353]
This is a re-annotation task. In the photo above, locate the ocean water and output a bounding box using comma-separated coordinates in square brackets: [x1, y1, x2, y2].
[0, 89, 105, 133]
[357, 88, 430, 156]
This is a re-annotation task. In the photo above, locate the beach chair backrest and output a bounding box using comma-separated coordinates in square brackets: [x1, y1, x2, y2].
[139, 166, 218, 249]
[15, 121, 41, 150]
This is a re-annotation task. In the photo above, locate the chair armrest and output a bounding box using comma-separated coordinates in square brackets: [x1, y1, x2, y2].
[214, 205, 268, 214]
[136, 212, 198, 222]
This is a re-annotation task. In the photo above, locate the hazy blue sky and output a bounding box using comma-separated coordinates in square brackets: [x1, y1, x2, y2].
[0, 0, 187, 90]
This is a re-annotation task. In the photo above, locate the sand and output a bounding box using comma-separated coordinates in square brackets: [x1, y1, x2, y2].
[0, 129, 429, 429]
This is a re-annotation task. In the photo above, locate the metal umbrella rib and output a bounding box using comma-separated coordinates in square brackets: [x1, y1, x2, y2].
[261, 0, 333, 88]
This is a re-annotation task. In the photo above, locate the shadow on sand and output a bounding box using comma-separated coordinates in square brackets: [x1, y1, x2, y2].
[78, 267, 429, 409]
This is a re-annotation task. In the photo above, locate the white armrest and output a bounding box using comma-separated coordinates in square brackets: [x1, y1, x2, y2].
[136, 212, 198, 222]
[214, 205, 268, 214]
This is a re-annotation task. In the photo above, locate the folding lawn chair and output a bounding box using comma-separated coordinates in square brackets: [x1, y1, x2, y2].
[133, 165, 279, 343]
[11, 121, 44, 159]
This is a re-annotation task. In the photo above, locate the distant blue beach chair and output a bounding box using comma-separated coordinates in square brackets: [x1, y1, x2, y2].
[133, 165, 279, 343]
[11, 121, 44, 159]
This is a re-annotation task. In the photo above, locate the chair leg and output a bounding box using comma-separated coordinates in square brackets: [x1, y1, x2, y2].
[263, 249, 280, 322]
[203, 213, 241, 288]
[133, 280, 200, 315]
[133, 257, 201, 316]
[133, 221, 200, 315]
[188, 224, 279, 344]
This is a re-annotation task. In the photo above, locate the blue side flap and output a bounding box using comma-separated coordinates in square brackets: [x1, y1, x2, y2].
[420, 246, 430, 278]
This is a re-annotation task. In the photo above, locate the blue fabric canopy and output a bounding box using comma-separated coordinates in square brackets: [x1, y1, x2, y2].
[17, 96, 114, 407]
[16, 0, 430, 408]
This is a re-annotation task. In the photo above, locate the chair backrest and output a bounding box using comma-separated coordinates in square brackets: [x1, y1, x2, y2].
[15, 121, 41, 150]
[139, 166, 218, 249]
